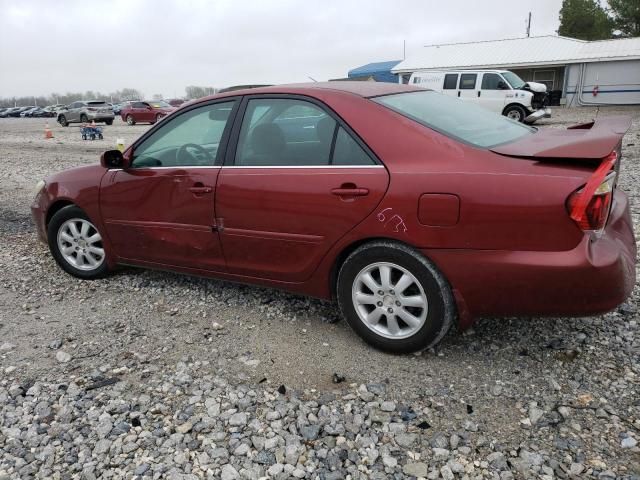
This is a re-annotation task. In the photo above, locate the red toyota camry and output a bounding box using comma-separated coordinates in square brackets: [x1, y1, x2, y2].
[31, 82, 636, 353]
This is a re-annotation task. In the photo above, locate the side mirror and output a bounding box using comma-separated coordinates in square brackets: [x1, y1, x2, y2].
[498, 81, 509, 90]
[100, 149, 126, 169]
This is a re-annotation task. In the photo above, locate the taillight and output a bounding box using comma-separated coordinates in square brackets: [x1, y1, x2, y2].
[567, 151, 617, 232]
[87, 107, 97, 111]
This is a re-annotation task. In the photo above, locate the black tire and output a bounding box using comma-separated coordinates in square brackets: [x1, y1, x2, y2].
[80, 114, 89, 123]
[126, 114, 135, 126]
[155, 113, 162, 124]
[47, 205, 109, 280]
[336, 241, 456, 353]
[503, 104, 527, 123]
[104, 119, 113, 125]
[58, 115, 68, 127]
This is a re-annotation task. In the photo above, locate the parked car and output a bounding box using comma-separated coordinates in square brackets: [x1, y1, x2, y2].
[409, 69, 550, 123]
[0, 107, 18, 117]
[9, 106, 34, 117]
[20, 107, 39, 117]
[31, 82, 635, 353]
[120, 100, 175, 125]
[57, 101, 114, 127]
[165, 98, 186, 107]
[0, 108, 10, 117]
[31, 107, 54, 118]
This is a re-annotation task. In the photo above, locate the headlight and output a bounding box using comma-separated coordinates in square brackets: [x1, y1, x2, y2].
[33, 180, 46, 197]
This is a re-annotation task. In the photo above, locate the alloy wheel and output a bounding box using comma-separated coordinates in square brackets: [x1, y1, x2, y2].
[56, 218, 105, 271]
[352, 262, 428, 339]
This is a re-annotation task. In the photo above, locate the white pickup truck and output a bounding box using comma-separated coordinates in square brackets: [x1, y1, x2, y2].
[408, 70, 551, 124]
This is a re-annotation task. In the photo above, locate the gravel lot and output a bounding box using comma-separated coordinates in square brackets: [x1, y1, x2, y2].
[1, 109, 639, 479]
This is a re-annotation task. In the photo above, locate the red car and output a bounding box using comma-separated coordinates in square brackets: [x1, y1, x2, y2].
[120, 100, 175, 125]
[31, 82, 636, 353]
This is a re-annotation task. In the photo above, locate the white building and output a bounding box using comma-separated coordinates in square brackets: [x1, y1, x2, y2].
[391, 36, 640, 106]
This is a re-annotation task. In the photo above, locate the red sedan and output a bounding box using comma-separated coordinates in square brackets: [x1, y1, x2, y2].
[120, 100, 175, 125]
[31, 83, 636, 353]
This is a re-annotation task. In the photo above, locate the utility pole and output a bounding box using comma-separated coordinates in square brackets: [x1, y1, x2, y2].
[526, 12, 531, 37]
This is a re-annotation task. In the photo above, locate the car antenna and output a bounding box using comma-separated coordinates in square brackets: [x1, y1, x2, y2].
[307, 76, 318, 82]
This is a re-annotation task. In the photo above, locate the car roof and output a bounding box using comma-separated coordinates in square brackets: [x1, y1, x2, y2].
[196, 81, 421, 104]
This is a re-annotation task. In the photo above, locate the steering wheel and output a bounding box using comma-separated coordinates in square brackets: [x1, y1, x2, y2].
[176, 143, 211, 165]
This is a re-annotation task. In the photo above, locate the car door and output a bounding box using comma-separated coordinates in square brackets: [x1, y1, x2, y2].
[67, 102, 81, 122]
[99, 99, 238, 271]
[458, 73, 479, 103]
[215, 96, 390, 282]
[138, 102, 153, 122]
[478, 73, 508, 114]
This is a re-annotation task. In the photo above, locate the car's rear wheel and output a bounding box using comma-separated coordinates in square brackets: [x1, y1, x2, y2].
[126, 114, 135, 125]
[503, 105, 527, 122]
[48, 206, 109, 279]
[80, 114, 89, 123]
[104, 119, 113, 125]
[58, 115, 68, 127]
[337, 241, 455, 353]
[155, 113, 163, 123]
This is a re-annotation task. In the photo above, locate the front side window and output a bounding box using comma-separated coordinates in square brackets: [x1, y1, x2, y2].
[481, 73, 506, 90]
[443, 74, 458, 89]
[235, 99, 336, 166]
[131, 101, 235, 168]
[373, 90, 534, 148]
[459, 74, 477, 89]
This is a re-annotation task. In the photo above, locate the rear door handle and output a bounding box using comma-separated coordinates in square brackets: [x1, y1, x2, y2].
[331, 187, 369, 197]
[189, 186, 212, 194]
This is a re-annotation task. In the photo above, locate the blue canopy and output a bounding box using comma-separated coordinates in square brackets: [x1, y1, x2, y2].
[348, 60, 402, 83]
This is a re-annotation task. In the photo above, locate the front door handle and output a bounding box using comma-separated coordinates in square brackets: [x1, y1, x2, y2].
[477, 91, 481, 97]
[189, 185, 212, 194]
[331, 187, 369, 197]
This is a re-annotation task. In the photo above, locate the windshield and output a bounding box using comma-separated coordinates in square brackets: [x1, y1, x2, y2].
[373, 90, 534, 148]
[87, 101, 108, 106]
[149, 101, 171, 108]
[502, 71, 526, 89]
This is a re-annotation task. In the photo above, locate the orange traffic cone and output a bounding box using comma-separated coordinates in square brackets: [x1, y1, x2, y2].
[44, 123, 53, 139]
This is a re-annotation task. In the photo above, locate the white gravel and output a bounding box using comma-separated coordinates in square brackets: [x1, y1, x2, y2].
[0, 109, 639, 478]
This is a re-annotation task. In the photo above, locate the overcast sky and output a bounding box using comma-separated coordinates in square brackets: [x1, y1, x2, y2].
[0, 0, 563, 98]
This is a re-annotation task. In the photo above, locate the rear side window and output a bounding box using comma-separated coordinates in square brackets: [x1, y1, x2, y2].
[459, 74, 477, 89]
[235, 98, 376, 167]
[332, 127, 375, 165]
[443, 74, 458, 89]
[236, 99, 335, 166]
[373, 90, 534, 148]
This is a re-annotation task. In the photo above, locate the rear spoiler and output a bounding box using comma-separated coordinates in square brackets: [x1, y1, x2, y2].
[491, 116, 632, 160]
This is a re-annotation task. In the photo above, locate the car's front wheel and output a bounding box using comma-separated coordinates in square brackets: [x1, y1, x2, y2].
[503, 104, 527, 122]
[337, 241, 455, 353]
[126, 114, 135, 125]
[48, 205, 109, 279]
[58, 115, 68, 127]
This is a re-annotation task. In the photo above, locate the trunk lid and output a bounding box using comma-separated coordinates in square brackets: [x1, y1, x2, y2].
[490, 116, 631, 160]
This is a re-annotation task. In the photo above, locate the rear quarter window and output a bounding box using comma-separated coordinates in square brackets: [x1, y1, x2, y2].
[373, 90, 534, 148]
